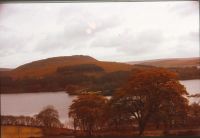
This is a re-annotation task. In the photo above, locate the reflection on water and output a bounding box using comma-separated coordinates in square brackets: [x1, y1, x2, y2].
[1, 79, 200, 123]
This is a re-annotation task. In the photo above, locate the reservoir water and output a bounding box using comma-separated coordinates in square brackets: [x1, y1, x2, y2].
[1, 92, 76, 124]
[1, 79, 199, 124]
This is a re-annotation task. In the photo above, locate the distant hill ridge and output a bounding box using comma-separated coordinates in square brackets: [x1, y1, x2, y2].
[127, 57, 200, 68]
[0, 68, 13, 71]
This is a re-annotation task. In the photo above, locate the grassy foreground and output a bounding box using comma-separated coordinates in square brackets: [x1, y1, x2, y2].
[1, 125, 74, 138]
[1, 125, 200, 138]
[1, 125, 43, 138]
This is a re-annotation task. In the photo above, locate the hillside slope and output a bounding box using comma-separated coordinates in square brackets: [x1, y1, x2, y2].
[8, 55, 132, 78]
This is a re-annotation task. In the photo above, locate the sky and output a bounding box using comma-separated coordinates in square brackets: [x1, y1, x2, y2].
[0, 1, 199, 68]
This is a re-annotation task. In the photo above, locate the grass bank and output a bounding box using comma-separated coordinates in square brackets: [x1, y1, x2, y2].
[1, 125, 43, 138]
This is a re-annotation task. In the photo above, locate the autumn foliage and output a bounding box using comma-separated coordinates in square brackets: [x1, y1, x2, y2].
[69, 68, 191, 136]
[69, 94, 108, 136]
[114, 68, 189, 135]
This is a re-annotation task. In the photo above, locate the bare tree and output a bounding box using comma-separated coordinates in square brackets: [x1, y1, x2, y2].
[35, 105, 62, 128]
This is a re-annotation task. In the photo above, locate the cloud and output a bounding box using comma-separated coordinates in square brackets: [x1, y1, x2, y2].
[0, 2, 199, 68]
[118, 30, 164, 55]
[90, 29, 164, 55]
[174, 31, 199, 57]
[169, 1, 199, 17]
[0, 26, 31, 57]
[34, 9, 121, 54]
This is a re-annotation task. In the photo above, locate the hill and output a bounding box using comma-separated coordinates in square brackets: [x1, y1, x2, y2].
[0, 68, 13, 71]
[127, 57, 200, 68]
[7, 55, 132, 78]
[1, 55, 134, 94]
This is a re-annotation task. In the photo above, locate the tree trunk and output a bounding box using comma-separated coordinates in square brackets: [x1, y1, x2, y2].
[138, 122, 146, 136]
[138, 114, 151, 136]
[138, 125, 145, 136]
[73, 119, 77, 135]
[88, 129, 92, 136]
[156, 122, 160, 129]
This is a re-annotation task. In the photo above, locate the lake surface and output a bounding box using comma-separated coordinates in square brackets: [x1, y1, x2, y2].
[0, 92, 76, 125]
[1, 79, 200, 125]
[180, 79, 200, 103]
[180, 79, 200, 95]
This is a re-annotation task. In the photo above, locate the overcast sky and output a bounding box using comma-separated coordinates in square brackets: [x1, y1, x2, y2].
[0, 1, 199, 68]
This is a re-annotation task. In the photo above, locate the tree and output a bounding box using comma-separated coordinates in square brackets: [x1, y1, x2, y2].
[188, 102, 200, 126]
[111, 68, 189, 135]
[104, 95, 132, 131]
[1, 115, 40, 127]
[69, 94, 108, 136]
[35, 105, 62, 128]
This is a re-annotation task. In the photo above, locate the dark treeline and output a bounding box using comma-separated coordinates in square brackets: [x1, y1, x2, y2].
[57, 64, 105, 74]
[1, 64, 199, 95]
[133, 65, 200, 80]
[1, 115, 41, 127]
[167, 66, 200, 80]
[0, 64, 130, 95]
[1, 106, 63, 128]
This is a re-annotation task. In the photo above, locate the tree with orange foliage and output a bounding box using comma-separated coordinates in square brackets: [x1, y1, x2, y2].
[188, 102, 200, 126]
[69, 94, 108, 136]
[111, 68, 189, 135]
